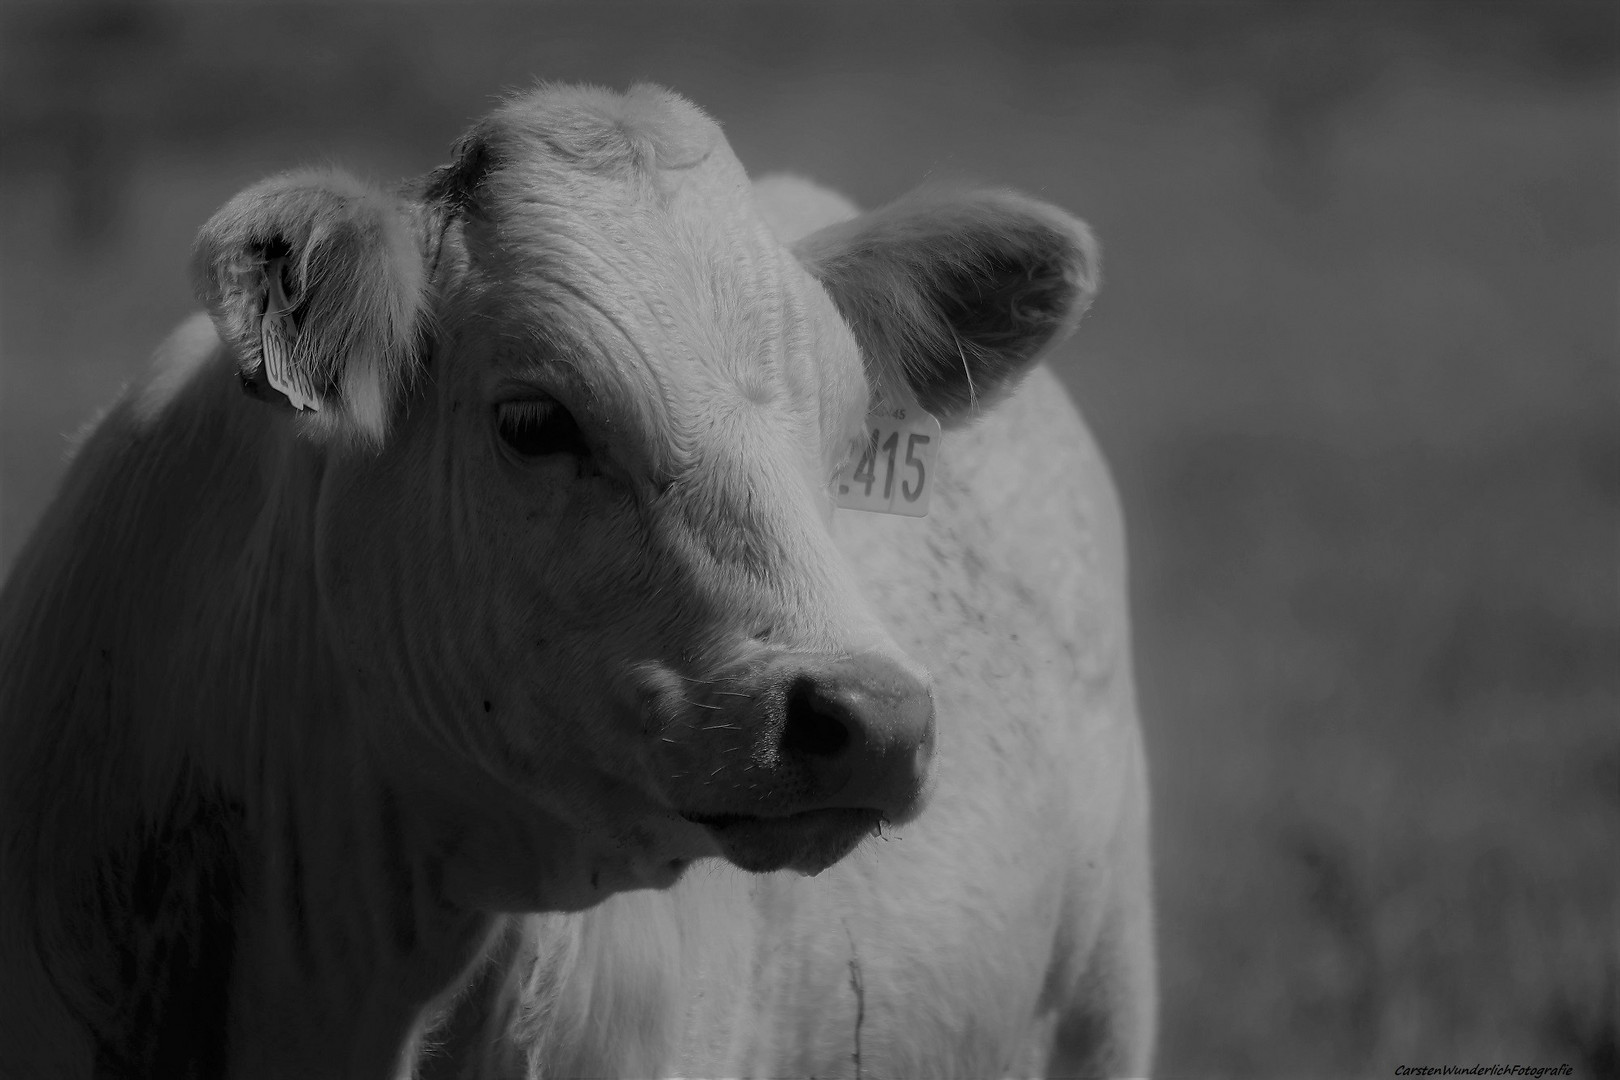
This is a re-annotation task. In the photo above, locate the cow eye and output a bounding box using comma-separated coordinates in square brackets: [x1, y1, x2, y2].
[496, 398, 590, 458]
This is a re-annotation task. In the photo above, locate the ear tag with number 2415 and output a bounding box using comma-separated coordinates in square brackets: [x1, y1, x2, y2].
[833, 384, 941, 518]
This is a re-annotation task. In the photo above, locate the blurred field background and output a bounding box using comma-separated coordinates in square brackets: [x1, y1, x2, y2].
[1, 2, 1615, 1075]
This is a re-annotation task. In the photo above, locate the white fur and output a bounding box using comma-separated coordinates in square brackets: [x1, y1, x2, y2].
[0, 84, 1152, 1078]
[441, 364, 1155, 1080]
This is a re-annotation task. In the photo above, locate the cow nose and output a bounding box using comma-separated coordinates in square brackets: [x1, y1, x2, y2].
[780, 652, 936, 824]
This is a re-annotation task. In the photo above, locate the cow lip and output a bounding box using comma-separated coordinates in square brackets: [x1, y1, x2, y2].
[679, 810, 761, 829]
[678, 807, 883, 830]
[678, 807, 887, 875]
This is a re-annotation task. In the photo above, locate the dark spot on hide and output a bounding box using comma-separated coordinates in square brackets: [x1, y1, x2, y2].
[92, 778, 246, 1080]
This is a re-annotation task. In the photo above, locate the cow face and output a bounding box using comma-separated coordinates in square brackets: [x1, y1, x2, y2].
[193, 85, 1098, 910]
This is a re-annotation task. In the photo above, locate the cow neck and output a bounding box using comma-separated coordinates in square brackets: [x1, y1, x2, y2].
[0, 359, 497, 1078]
[195, 373, 502, 1076]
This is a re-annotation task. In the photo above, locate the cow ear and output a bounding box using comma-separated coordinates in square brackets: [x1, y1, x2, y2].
[796, 187, 1099, 425]
[192, 168, 431, 446]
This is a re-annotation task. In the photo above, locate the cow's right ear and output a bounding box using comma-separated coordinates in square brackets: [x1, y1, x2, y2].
[192, 168, 431, 446]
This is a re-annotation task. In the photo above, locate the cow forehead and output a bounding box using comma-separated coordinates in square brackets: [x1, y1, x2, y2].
[449, 85, 865, 470]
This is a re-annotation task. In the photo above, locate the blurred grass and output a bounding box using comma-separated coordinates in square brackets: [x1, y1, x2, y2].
[1, 2, 1615, 1075]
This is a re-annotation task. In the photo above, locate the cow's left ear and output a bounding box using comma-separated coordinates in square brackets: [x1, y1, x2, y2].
[796, 187, 1099, 425]
[192, 168, 431, 446]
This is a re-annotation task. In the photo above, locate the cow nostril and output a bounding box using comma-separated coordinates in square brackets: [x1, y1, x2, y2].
[782, 677, 852, 758]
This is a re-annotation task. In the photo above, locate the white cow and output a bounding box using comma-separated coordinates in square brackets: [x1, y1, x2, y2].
[0, 84, 1153, 1078]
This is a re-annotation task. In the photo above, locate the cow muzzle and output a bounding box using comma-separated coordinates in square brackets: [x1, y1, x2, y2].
[656, 649, 937, 875]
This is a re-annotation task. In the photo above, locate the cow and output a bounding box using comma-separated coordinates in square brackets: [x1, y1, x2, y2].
[0, 84, 1153, 1078]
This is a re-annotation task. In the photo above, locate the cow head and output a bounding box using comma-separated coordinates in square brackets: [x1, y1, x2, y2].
[192, 85, 1098, 911]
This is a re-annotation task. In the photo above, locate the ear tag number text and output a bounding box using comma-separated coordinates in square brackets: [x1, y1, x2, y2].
[833, 390, 941, 518]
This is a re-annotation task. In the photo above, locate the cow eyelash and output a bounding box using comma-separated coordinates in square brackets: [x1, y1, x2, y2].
[495, 397, 591, 459]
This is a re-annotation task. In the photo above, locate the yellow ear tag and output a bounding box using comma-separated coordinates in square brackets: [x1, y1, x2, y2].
[260, 260, 322, 413]
[833, 382, 940, 517]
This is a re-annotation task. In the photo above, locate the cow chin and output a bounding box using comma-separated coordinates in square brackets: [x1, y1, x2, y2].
[684, 807, 884, 876]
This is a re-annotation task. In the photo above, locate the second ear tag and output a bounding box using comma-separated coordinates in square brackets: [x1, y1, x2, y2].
[833, 384, 940, 518]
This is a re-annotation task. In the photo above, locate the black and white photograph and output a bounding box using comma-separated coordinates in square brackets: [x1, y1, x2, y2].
[0, 3, 1614, 1077]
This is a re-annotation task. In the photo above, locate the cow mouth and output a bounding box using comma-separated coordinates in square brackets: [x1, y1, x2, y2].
[680, 807, 886, 876]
